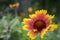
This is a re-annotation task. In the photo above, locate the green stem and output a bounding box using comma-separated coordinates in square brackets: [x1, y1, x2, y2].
[15, 8, 18, 17]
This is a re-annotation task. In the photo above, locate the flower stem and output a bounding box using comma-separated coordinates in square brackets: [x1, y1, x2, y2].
[15, 8, 18, 17]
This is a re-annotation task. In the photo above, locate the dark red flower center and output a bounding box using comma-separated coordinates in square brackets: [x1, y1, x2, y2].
[33, 20, 46, 32]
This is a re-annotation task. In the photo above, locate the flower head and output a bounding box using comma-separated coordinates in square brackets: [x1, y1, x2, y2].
[15, 2, 20, 7]
[9, 4, 13, 8]
[22, 9, 58, 40]
[9, 2, 20, 9]
[28, 7, 33, 13]
[9, 4, 16, 9]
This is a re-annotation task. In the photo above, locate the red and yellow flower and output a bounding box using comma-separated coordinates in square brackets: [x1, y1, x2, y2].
[22, 9, 58, 40]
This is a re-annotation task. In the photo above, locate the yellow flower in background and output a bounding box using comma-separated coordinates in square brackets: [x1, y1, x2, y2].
[15, 2, 20, 7]
[12, 4, 16, 8]
[9, 4, 16, 9]
[22, 9, 58, 40]
[9, 2, 20, 9]
[9, 4, 13, 8]
[28, 7, 33, 12]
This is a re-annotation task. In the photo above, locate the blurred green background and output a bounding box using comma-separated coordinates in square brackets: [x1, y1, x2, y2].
[0, 0, 60, 40]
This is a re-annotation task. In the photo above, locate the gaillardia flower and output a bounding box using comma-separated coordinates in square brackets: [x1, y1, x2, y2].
[22, 10, 58, 40]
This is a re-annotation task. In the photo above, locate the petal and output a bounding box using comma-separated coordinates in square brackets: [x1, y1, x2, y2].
[48, 24, 58, 31]
[37, 13, 46, 20]
[40, 26, 50, 38]
[22, 25, 33, 30]
[35, 9, 47, 15]
[27, 31, 37, 39]
[35, 10, 40, 14]
[40, 24, 58, 38]
[29, 14, 37, 19]
[46, 14, 54, 20]
[39, 9, 47, 14]
[22, 18, 29, 24]
[40, 28, 48, 38]
[22, 18, 33, 25]
[44, 17, 51, 24]
[43, 14, 54, 24]
[33, 29, 37, 32]
[29, 14, 38, 22]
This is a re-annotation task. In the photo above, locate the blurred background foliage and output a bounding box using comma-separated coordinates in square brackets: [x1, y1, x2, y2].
[0, 0, 60, 40]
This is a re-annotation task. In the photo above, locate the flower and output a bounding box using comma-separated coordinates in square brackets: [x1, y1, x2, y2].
[22, 9, 58, 40]
[15, 2, 20, 8]
[9, 4, 16, 9]
[9, 4, 13, 8]
[9, 2, 20, 9]
[28, 7, 33, 12]
[12, 4, 16, 8]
